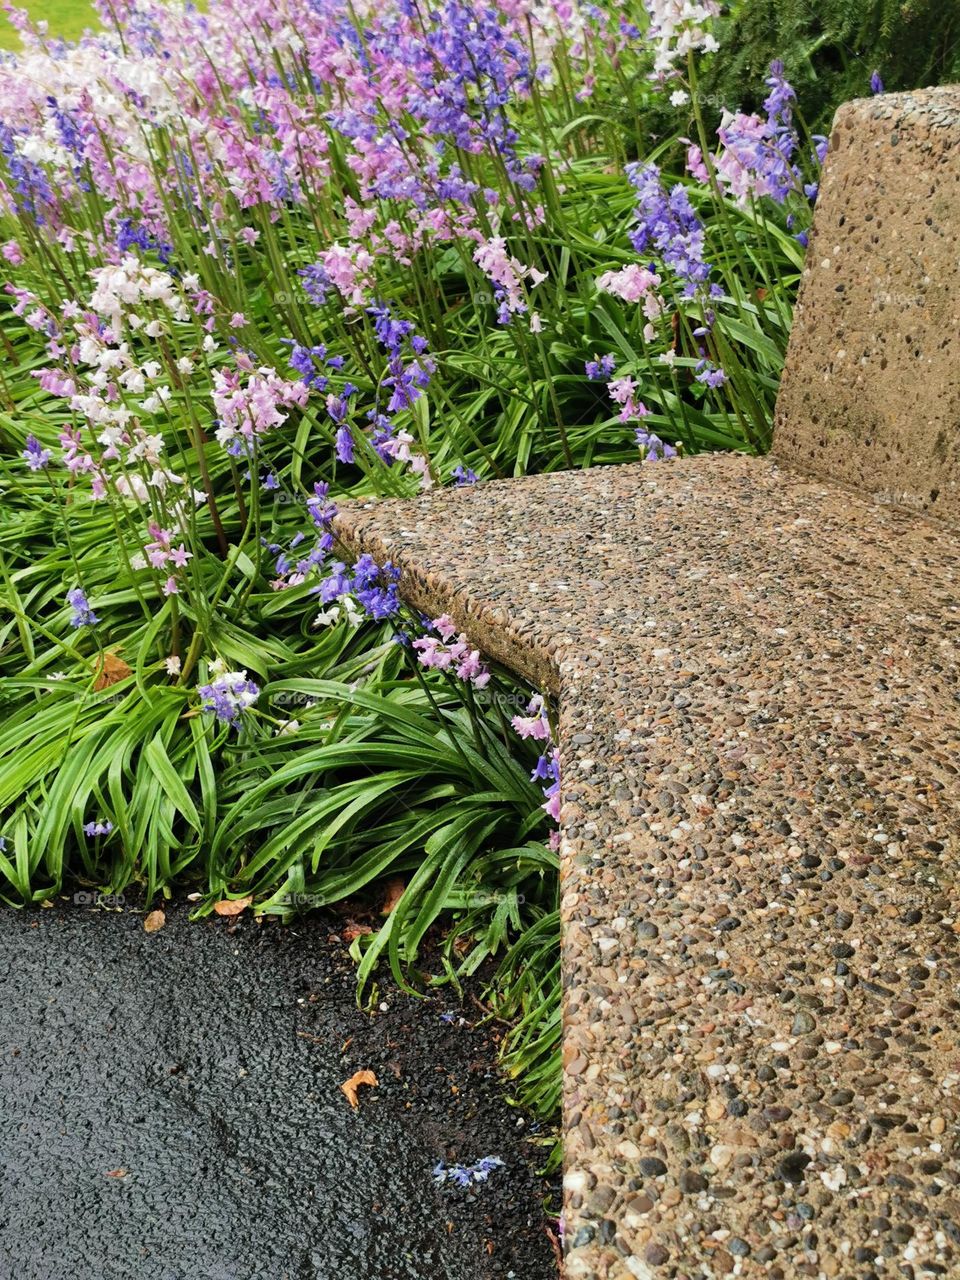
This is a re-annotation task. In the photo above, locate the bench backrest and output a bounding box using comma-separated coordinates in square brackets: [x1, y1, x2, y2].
[773, 86, 960, 526]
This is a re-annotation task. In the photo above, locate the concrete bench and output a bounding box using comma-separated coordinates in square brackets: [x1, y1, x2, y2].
[334, 87, 960, 1278]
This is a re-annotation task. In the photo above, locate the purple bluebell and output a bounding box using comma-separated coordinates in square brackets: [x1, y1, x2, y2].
[198, 669, 261, 727]
[67, 587, 98, 628]
[585, 354, 616, 381]
[47, 96, 84, 160]
[307, 481, 338, 550]
[335, 425, 354, 464]
[433, 1156, 504, 1187]
[285, 340, 330, 389]
[326, 393, 350, 424]
[531, 754, 555, 783]
[23, 435, 51, 471]
[366, 301, 435, 420]
[763, 61, 795, 131]
[314, 553, 401, 622]
[351, 555, 401, 620]
[695, 360, 727, 389]
[83, 819, 113, 838]
[316, 562, 352, 604]
[635, 426, 677, 461]
[626, 163, 715, 296]
[116, 217, 172, 263]
[299, 261, 332, 306]
[0, 121, 54, 222]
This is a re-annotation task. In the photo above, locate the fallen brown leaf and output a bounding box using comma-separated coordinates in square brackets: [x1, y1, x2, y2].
[143, 910, 165, 934]
[341, 921, 373, 942]
[104, 1168, 128, 1178]
[212, 896, 252, 917]
[544, 1224, 563, 1270]
[380, 876, 406, 915]
[93, 652, 132, 691]
[341, 1068, 378, 1109]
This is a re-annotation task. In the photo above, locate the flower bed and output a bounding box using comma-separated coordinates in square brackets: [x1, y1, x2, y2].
[0, 0, 849, 1129]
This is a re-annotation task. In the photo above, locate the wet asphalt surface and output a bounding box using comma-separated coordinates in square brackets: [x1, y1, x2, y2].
[0, 902, 559, 1280]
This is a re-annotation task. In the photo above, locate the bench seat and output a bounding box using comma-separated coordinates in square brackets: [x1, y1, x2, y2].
[334, 452, 960, 1278]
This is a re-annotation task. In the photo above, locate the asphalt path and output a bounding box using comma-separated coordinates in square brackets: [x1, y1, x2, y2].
[0, 901, 558, 1280]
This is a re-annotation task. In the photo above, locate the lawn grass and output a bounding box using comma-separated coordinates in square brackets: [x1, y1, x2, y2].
[0, 0, 97, 49]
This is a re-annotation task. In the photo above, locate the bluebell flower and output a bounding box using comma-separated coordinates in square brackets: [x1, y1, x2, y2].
[23, 435, 51, 471]
[83, 820, 113, 838]
[299, 261, 332, 306]
[695, 361, 727, 389]
[434, 1156, 504, 1187]
[116, 217, 172, 263]
[198, 665, 260, 727]
[335, 425, 354, 464]
[306, 482, 338, 552]
[67, 588, 98, 629]
[352, 556, 401, 620]
[626, 163, 714, 295]
[585, 354, 616, 381]
[284, 340, 330, 389]
[0, 121, 54, 221]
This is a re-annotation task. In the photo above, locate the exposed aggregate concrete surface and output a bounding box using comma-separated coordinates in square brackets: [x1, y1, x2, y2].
[774, 86, 960, 523]
[333, 85, 960, 1280]
[334, 455, 960, 1280]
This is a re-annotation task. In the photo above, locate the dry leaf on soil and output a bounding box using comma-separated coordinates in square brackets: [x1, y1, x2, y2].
[341, 921, 373, 942]
[143, 910, 165, 933]
[212, 896, 252, 917]
[341, 1069, 378, 1109]
[380, 877, 406, 915]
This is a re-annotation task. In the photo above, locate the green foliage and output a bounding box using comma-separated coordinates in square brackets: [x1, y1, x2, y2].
[700, 0, 960, 131]
[0, 0, 96, 49]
